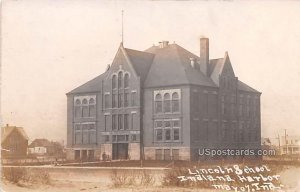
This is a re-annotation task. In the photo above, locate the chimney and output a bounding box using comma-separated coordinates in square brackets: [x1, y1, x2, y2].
[199, 37, 209, 76]
[159, 41, 169, 48]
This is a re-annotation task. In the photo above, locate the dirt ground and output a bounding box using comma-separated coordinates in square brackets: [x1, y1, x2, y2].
[1, 180, 214, 192]
[1, 166, 300, 192]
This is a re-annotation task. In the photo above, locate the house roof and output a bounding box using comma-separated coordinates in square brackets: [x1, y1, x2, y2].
[124, 48, 155, 83]
[1, 126, 29, 144]
[67, 71, 108, 94]
[29, 138, 52, 148]
[67, 42, 259, 94]
[144, 43, 216, 88]
[238, 80, 259, 93]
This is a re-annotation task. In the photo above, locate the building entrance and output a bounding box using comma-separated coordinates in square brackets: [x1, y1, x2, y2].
[112, 143, 128, 160]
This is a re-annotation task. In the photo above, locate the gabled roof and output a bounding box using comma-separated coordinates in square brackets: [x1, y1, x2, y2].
[144, 43, 216, 88]
[124, 48, 154, 82]
[1, 126, 29, 144]
[67, 71, 108, 94]
[238, 80, 259, 93]
[67, 41, 259, 94]
[209, 58, 224, 86]
[29, 138, 52, 148]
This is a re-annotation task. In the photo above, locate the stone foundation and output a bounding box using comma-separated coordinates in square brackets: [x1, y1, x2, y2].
[128, 143, 140, 160]
[66, 148, 75, 160]
[144, 147, 190, 161]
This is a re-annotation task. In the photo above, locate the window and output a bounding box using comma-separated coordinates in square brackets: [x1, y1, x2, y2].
[173, 129, 180, 141]
[74, 124, 81, 144]
[112, 135, 117, 142]
[82, 124, 89, 144]
[75, 99, 81, 118]
[105, 95, 110, 109]
[112, 93, 117, 108]
[124, 93, 129, 107]
[155, 94, 162, 113]
[89, 98, 96, 117]
[124, 73, 129, 88]
[164, 93, 171, 113]
[118, 135, 126, 142]
[124, 114, 129, 130]
[89, 124, 96, 144]
[118, 115, 123, 130]
[118, 94, 123, 108]
[165, 129, 171, 141]
[154, 119, 181, 142]
[104, 115, 109, 131]
[164, 120, 171, 128]
[112, 75, 117, 89]
[155, 129, 163, 141]
[105, 135, 110, 142]
[82, 99, 89, 117]
[112, 115, 117, 130]
[172, 92, 179, 112]
[155, 120, 163, 128]
[155, 120, 163, 141]
[131, 134, 137, 141]
[118, 71, 123, 88]
[131, 92, 137, 106]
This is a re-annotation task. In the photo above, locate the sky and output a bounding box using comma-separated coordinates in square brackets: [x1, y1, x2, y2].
[1, 0, 300, 143]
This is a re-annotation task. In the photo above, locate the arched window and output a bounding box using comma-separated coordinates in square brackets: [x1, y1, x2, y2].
[75, 99, 81, 118]
[171, 92, 179, 112]
[112, 75, 117, 89]
[118, 71, 123, 89]
[164, 93, 171, 113]
[89, 98, 96, 117]
[82, 99, 89, 117]
[124, 73, 129, 88]
[155, 94, 162, 113]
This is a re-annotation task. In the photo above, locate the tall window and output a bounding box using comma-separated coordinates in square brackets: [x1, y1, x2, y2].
[75, 99, 81, 118]
[155, 120, 163, 141]
[155, 94, 162, 113]
[74, 123, 96, 144]
[82, 99, 89, 117]
[164, 93, 171, 113]
[89, 98, 96, 117]
[173, 120, 180, 141]
[172, 92, 179, 112]
[105, 94, 110, 109]
[112, 115, 117, 130]
[89, 124, 96, 144]
[124, 93, 129, 107]
[124, 73, 129, 88]
[104, 115, 109, 131]
[118, 115, 123, 130]
[74, 124, 81, 144]
[131, 92, 137, 106]
[112, 75, 117, 89]
[118, 71, 123, 89]
[118, 94, 123, 108]
[124, 114, 129, 130]
[112, 93, 117, 108]
[82, 124, 89, 144]
[154, 119, 180, 142]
